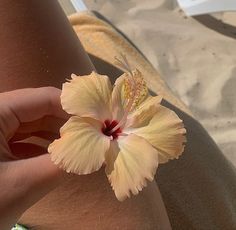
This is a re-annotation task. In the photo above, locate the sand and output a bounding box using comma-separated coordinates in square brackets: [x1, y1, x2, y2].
[59, 0, 236, 166]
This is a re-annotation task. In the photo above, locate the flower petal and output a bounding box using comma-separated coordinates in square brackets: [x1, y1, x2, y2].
[61, 72, 112, 121]
[48, 116, 110, 174]
[126, 95, 162, 128]
[111, 75, 126, 121]
[128, 105, 186, 164]
[104, 141, 119, 176]
[106, 134, 158, 201]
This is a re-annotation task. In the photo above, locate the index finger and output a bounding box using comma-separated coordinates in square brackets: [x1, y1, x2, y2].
[0, 87, 69, 139]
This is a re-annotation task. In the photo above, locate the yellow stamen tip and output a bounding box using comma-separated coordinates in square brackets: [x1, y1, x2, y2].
[123, 69, 148, 112]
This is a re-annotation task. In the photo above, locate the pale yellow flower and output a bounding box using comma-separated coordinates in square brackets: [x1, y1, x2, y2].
[48, 69, 186, 201]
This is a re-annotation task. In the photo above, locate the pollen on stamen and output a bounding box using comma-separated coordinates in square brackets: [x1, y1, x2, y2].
[114, 55, 148, 112]
[123, 69, 148, 112]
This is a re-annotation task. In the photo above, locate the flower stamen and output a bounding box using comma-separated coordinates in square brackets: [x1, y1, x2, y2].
[110, 69, 148, 134]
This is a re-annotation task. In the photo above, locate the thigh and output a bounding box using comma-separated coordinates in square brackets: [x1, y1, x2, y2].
[0, 0, 93, 92]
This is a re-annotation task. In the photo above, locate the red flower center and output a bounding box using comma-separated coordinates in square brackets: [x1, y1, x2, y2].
[102, 119, 122, 140]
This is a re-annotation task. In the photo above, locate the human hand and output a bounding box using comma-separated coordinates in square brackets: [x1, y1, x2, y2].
[0, 87, 69, 230]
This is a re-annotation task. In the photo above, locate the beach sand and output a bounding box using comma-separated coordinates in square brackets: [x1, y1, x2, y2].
[60, 0, 236, 167]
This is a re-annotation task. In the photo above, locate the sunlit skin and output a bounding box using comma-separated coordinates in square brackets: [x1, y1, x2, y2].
[48, 68, 186, 201]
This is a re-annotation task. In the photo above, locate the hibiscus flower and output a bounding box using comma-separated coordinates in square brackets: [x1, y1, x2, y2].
[48, 66, 186, 201]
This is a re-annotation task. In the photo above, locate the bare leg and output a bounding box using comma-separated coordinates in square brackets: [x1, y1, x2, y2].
[0, 1, 171, 229]
[0, 0, 94, 92]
